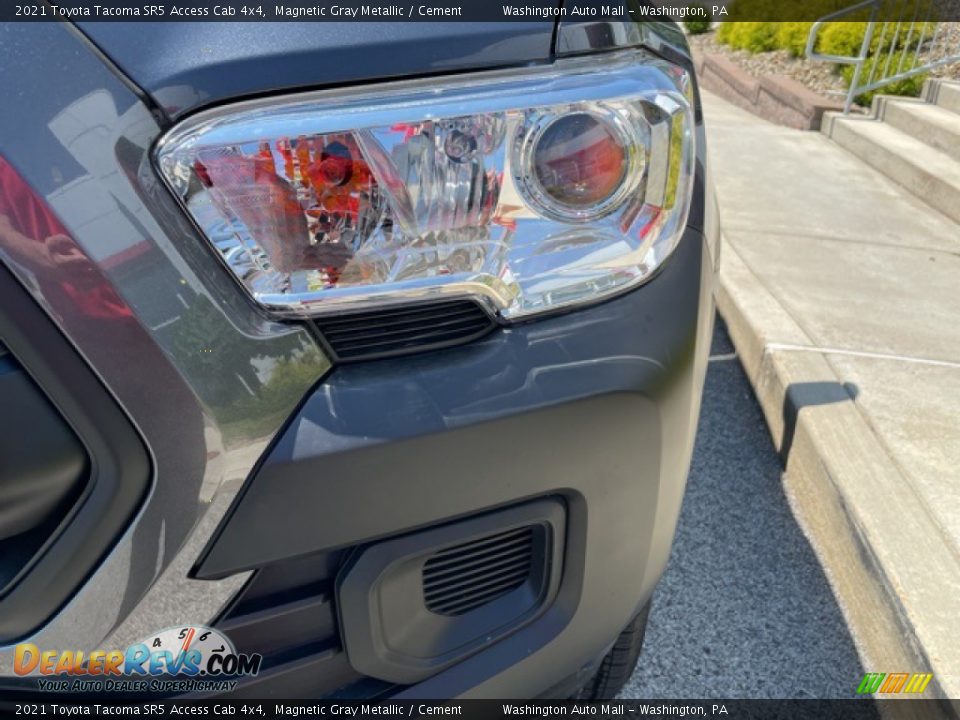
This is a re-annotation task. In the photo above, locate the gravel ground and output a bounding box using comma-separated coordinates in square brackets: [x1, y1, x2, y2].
[620, 318, 869, 699]
[931, 23, 960, 79]
[689, 24, 960, 103]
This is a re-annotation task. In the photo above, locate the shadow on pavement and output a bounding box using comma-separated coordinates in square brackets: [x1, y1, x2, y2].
[781, 380, 859, 463]
[621, 316, 870, 700]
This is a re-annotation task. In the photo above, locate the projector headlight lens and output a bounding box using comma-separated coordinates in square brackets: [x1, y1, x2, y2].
[156, 51, 694, 320]
[518, 107, 641, 222]
[533, 113, 629, 209]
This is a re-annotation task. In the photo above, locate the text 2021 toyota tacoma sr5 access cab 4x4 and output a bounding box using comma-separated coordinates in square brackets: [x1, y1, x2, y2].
[0, 14, 718, 700]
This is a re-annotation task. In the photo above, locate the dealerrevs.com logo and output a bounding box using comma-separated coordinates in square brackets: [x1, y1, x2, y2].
[14, 626, 261, 694]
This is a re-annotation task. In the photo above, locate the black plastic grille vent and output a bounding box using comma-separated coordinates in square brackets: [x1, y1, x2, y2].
[422, 526, 536, 616]
[315, 299, 495, 362]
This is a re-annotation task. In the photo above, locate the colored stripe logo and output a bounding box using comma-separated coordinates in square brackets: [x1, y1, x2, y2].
[857, 672, 933, 694]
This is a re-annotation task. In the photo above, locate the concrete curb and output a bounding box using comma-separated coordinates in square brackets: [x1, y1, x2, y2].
[693, 50, 843, 130]
[716, 240, 960, 708]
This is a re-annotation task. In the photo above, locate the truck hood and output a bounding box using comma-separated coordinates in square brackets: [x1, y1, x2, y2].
[76, 21, 557, 121]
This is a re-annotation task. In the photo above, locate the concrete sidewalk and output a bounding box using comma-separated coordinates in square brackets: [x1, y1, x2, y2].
[702, 90, 960, 700]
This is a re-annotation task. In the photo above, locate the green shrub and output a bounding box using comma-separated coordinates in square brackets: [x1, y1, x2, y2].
[715, 21, 735, 45]
[840, 52, 928, 106]
[713, 1, 882, 56]
[684, 18, 712, 35]
[725, 22, 780, 53]
[819, 21, 871, 56]
[776, 22, 815, 57]
[716, 18, 813, 55]
[866, 21, 937, 53]
[818, 20, 934, 58]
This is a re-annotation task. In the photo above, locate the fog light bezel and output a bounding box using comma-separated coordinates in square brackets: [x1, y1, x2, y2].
[335, 498, 565, 685]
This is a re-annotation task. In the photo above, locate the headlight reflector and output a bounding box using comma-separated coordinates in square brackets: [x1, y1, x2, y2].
[156, 51, 694, 320]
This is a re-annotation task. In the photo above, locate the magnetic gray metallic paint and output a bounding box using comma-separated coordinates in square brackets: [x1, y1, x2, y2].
[0, 22, 330, 667]
[557, 18, 686, 59]
[76, 21, 557, 120]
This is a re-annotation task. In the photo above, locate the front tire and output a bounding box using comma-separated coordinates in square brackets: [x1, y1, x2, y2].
[578, 602, 651, 700]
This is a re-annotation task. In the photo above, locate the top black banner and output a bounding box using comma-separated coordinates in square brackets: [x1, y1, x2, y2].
[4, 0, 960, 22]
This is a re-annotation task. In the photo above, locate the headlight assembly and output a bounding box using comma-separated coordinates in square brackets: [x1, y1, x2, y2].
[155, 51, 694, 321]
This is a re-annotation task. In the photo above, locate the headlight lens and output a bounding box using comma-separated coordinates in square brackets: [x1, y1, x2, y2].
[531, 113, 630, 210]
[156, 51, 694, 320]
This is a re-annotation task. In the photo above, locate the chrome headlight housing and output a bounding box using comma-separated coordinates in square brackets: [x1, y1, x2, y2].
[156, 51, 694, 320]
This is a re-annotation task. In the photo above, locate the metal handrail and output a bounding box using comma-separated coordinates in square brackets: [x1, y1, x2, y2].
[806, 3, 960, 113]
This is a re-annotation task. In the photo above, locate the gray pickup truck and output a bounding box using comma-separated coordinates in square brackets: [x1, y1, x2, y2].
[0, 12, 717, 700]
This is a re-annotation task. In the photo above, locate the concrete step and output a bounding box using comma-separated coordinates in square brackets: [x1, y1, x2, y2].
[821, 112, 960, 225]
[924, 78, 960, 115]
[875, 96, 960, 164]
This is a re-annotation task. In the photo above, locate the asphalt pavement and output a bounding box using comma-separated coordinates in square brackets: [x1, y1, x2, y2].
[704, 89, 960, 696]
[621, 317, 867, 699]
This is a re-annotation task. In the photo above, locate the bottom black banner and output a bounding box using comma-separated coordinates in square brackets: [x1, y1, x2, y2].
[0, 700, 958, 720]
